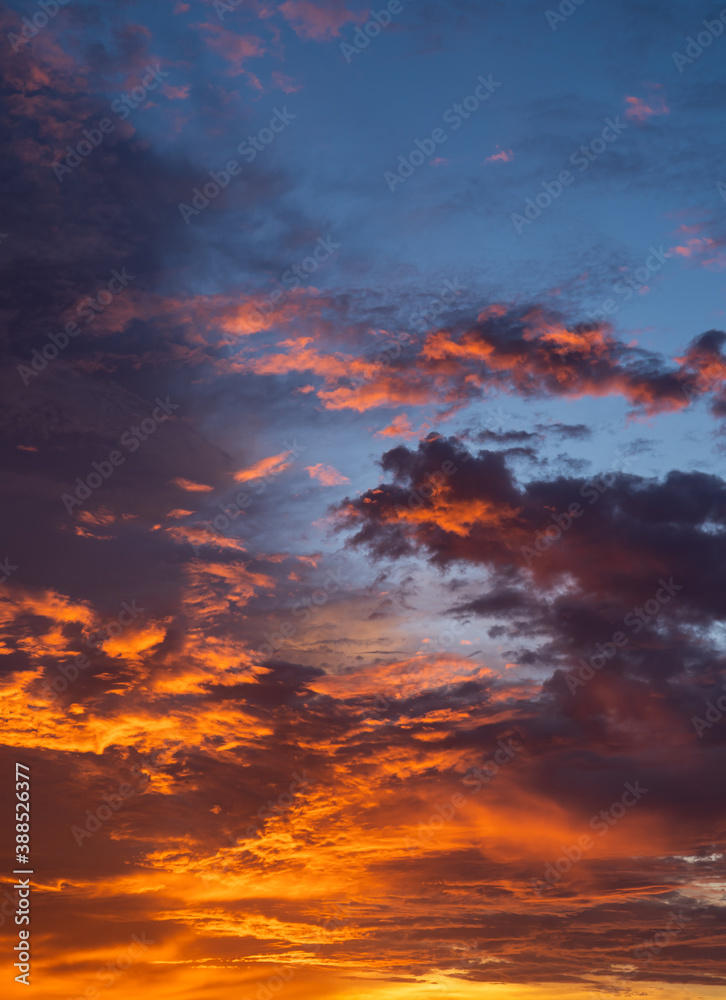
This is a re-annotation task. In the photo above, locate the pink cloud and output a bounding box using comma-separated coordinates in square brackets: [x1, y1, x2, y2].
[625, 86, 670, 123]
[271, 70, 303, 93]
[485, 147, 513, 164]
[305, 463, 350, 486]
[199, 23, 265, 76]
[675, 224, 704, 237]
[670, 237, 726, 269]
[279, 0, 361, 39]
[162, 84, 190, 100]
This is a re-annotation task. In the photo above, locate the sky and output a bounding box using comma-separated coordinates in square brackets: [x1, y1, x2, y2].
[1, 0, 726, 997]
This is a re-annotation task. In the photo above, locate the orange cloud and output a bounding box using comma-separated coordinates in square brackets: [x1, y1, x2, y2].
[376, 414, 416, 438]
[310, 651, 494, 702]
[78, 509, 116, 525]
[172, 477, 214, 492]
[102, 624, 168, 660]
[233, 451, 292, 482]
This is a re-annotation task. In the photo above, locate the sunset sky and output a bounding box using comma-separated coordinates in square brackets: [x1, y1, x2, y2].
[1, 0, 726, 997]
